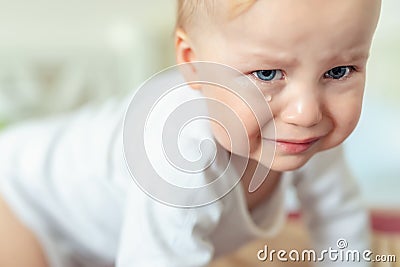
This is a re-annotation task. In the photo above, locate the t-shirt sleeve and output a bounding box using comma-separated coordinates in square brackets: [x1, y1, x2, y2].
[293, 145, 371, 267]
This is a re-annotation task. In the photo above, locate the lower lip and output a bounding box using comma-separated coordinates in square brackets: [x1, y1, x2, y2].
[264, 139, 319, 154]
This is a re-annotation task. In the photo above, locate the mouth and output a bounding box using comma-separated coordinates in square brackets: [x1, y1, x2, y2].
[262, 137, 321, 154]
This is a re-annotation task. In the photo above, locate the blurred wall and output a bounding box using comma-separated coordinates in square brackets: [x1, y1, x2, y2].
[0, 0, 176, 122]
[343, 0, 400, 208]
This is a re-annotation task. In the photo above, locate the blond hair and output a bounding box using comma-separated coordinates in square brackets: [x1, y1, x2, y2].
[176, 0, 256, 30]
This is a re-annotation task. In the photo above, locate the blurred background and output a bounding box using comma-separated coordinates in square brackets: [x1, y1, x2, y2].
[0, 0, 398, 210]
[0, 0, 176, 123]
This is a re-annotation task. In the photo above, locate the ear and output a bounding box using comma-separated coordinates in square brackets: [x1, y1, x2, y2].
[175, 28, 201, 89]
[175, 28, 196, 64]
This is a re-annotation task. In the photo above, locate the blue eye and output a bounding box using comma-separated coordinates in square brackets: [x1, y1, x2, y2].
[252, 70, 283, 82]
[325, 66, 354, 80]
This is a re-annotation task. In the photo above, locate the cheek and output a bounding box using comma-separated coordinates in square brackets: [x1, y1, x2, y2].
[335, 108, 361, 137]
[203, 88, 264, 153]
[203, 95, 253, 156]
[209, 121, 233, 152]
[326, 92, 364, 146]
[209, 107, 261, 156]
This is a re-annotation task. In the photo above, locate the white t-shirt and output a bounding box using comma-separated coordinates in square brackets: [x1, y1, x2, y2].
[0, 78, 370, 267]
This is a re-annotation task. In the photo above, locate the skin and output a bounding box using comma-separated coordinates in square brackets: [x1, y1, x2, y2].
[176, 0, 381, 209]
[0, 195, 48, 267]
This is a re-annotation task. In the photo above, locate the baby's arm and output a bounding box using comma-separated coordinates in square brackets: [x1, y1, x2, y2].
[0, 99, 129, 266]
[293, 145, 370, 266]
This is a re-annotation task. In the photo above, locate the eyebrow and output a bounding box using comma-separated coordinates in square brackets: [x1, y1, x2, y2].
[238, 44, 370, 70]
[245, 51, 300, 67]
[249, 51, 369, 69]
[322, 49, 370, 64]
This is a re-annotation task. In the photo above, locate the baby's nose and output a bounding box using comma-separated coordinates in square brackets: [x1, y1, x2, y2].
[280, 93, 323, 128]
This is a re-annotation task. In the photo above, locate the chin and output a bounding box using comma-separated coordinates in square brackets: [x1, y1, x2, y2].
[269, 153, 316, 172]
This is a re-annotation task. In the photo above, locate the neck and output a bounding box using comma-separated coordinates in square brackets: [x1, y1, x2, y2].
[241, 159, 282, 211]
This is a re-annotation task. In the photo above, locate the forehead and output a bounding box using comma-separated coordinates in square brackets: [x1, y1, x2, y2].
[210, 0, 380, 60]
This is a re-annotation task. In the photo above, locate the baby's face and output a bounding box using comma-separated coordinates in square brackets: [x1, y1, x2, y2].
[177, 0, 380, 171]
